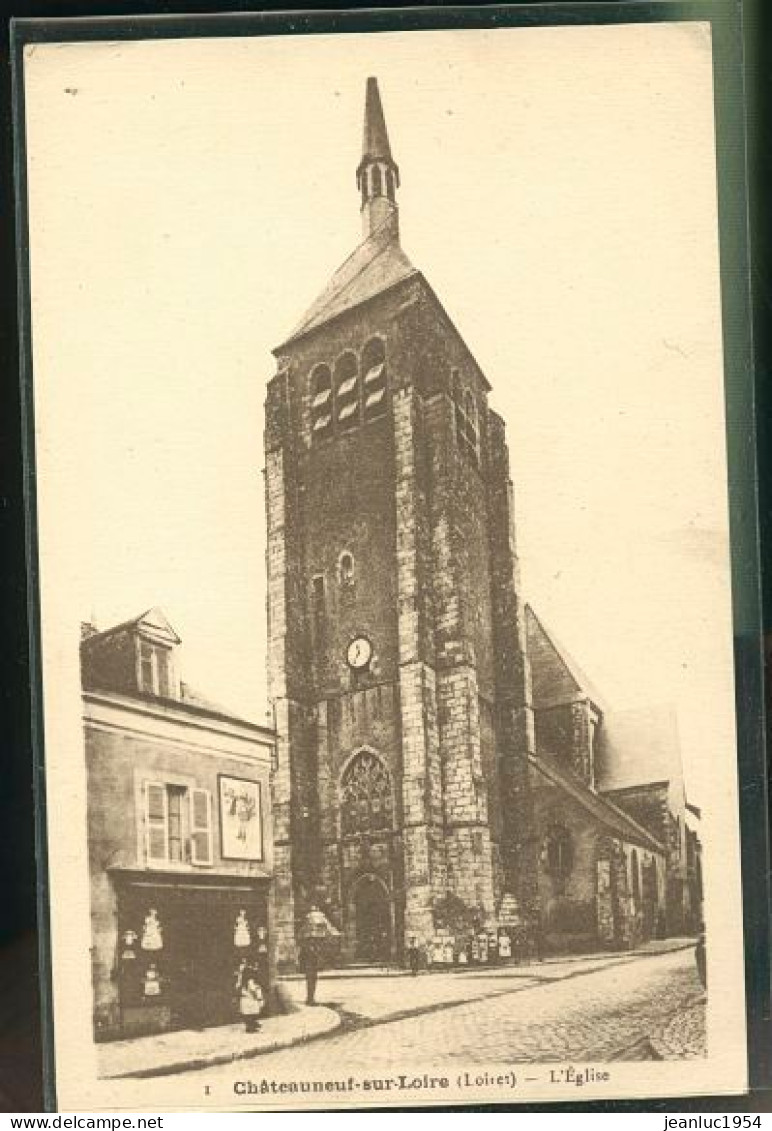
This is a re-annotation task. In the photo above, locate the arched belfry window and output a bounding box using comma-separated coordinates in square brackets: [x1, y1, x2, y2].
[453, 373, 480, 468]
[464, 391, 479, 452]
[385, 169, 395, 202]
[340, 751, 393, 836]
[362, 338, 387, 421]
[310, 364, 333, 440]
[335, 352, 360, 429]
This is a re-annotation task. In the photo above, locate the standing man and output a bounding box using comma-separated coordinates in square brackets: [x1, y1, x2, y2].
[298, 934, 321, 1005]
[406, 936, 421, 976]
[299, 902, 328, 1006]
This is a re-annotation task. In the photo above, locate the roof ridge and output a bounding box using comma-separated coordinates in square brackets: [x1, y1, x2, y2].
[276, 218, 415, 350]
[526, 603, 607, 712]
[529, 752, 664, 853]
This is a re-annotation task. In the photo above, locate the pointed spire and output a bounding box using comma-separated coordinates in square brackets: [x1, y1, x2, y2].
[361, 76, 393, 164]
[356, 77, 400, 242]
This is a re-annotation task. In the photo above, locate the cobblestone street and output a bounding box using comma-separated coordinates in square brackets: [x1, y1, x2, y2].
[181, 946, 704, 1088]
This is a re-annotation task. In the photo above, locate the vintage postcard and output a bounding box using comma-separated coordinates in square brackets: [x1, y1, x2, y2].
[15, 10, 751, 1112]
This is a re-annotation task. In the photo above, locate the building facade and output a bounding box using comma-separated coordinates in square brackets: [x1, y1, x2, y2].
[266, 79, 688, 968]
[82, 608, 275, 1039]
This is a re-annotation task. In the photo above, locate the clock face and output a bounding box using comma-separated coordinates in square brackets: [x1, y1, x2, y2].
[346, 635, 372, 671]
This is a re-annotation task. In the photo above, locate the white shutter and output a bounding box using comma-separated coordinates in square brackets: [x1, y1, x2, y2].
[190, 788, 213, 865]
[145, 782, 168, 864]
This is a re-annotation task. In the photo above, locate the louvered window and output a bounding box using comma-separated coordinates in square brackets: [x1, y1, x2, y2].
[310, 364, 333, 440]
[190, 788, 213, 865]
[335, 353, 360, 430]
[453, 372, 480, 468]
[362, 338, 387, 421]
[145, 782, 169, 865]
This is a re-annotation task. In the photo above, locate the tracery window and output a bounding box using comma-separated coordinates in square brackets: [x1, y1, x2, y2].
[340, 751, 393, 836]
[361, 338, 387, 421]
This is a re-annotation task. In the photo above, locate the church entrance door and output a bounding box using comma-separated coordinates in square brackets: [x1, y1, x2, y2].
[354, 876, 392, 964]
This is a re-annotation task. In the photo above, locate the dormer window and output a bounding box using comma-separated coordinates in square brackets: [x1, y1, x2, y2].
[139, 640, 171, 698]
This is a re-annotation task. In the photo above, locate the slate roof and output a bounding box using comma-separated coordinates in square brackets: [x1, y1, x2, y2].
[594, 703, 685, 795]
[81, 606, 181, 647]
[525, 605, 606, 712]
[529, 752, 664, 854]
[361, 76, 395, 166]
[275, 217, 418, 350]
[80, 607, 268, 733]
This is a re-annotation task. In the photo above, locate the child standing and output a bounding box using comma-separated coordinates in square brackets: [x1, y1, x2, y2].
[238, 963, 264, 1033]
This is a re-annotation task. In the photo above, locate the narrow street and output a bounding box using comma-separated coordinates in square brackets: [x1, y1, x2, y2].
[183, 946, 704, 1087]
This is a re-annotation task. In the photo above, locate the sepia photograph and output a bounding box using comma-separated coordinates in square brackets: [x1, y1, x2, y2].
[16, 12, 749, 1111]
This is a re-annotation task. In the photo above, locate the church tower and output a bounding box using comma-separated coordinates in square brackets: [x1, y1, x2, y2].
[265, 78, 537, 967]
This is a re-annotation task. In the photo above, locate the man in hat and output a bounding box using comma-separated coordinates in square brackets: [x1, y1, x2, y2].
[299, 903, 327, 1005]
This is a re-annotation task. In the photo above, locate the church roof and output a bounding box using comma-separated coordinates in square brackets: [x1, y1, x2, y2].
[529, 752, 664, 854]
[594, 703, 685, 795]
[275, 217, 418, 350]
[525, 605, 606, 713]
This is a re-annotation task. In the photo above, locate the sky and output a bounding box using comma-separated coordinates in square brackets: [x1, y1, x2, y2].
[23, 21, 732, 809]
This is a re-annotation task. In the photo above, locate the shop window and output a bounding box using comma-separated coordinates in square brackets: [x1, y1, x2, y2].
[144, 782, 212, 866]
[362, 337, 387, 421]
[139, 640, 171, 698]
[310, 364, 333, 440]
[545, 824, 573, 879]
[335, 352, 360, 429]
[340, 751, 393, 836]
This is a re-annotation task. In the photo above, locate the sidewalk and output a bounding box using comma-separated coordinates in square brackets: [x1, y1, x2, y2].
[278, 937, 698, 1026]
[98, 939, 697, 1079]
[98, 1005, 340, 1080]
[280, 935, 695, 982]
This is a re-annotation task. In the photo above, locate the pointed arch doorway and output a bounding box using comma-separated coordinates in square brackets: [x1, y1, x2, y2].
[352, 874, 392, 964]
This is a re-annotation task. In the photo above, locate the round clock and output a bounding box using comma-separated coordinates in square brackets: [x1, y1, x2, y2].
[346, 635, 373, 671]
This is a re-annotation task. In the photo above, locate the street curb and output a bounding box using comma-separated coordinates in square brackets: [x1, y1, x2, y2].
[103, 1007, 342, 1080]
